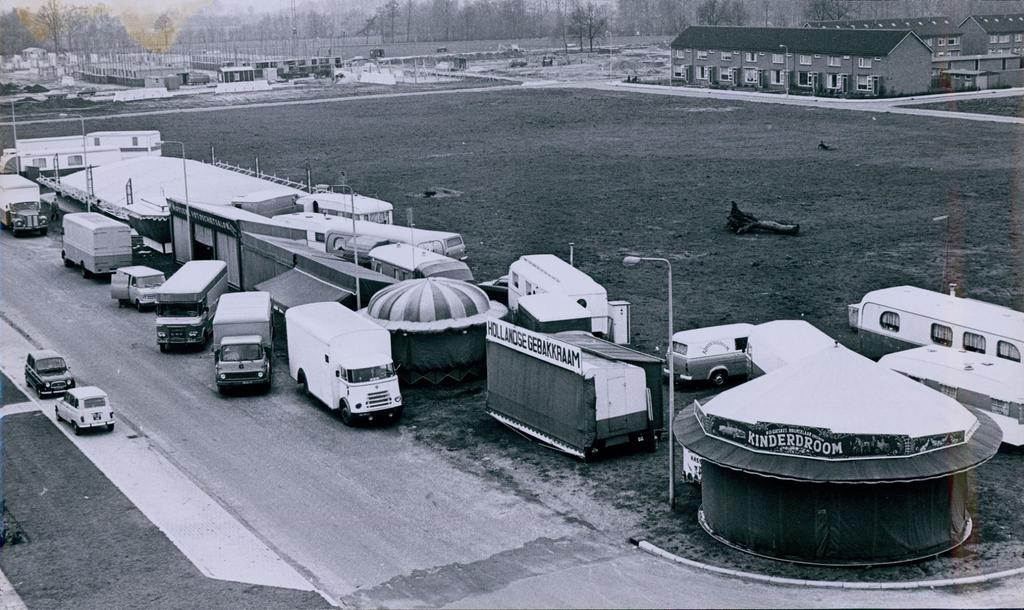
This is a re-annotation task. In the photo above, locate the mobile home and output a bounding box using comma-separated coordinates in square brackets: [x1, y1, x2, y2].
[880, 346, 1024, 446]
[367, 243, 473, 281]
[507, 254, 609, 335]
[272, 213, 467, 260]
[849, 286, 1023, 364]
[297, 193, 394, 224]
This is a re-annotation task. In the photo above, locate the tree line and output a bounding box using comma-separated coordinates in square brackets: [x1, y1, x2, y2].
[5, 0, 1024, 56]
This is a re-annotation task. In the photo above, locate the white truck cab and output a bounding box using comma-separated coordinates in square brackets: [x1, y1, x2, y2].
[55, 386, 115, 434]
[286, 302, 402, 425]
[111, 265, 166, 310]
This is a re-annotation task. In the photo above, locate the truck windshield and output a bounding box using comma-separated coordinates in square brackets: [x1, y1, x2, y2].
[36, 357, 67, 373]
[136, 275, 163, 288]
[9, 201, 38, 212]
[220, 344, 262, 362]
[157, 303, 200, 317]
[346, 364, 395, 383]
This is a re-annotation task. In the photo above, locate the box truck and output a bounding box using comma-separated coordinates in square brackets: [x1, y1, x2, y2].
[212, 291, 273, 393]
[286, 302, 402, 425]
[155, 260, 229, 351]
[61, 213, 132, 277]
[0, 174, 46, 236]
[485, 319, 655, 460]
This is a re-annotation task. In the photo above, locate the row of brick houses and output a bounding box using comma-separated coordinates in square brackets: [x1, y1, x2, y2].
[807, 13, 1024, 58]
[669, 27, 933, 97]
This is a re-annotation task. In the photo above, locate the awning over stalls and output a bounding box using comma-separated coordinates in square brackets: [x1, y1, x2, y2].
[255, 268, 353, 312]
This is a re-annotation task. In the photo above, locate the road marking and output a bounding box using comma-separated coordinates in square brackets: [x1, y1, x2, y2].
[0, 315, 330, 602]
[0, 567, 27, 610]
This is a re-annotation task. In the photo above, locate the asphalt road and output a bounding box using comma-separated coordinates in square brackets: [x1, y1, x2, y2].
[4, 229, 1024, 608]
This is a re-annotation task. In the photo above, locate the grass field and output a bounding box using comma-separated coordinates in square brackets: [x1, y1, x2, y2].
[913, 94, 1024, 118]
[15, 86, 1024, 579]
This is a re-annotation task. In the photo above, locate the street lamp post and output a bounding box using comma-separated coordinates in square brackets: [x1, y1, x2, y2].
[10, 101, 20, 174]
[778, 44, 789, 95]
[163, 141, 193, 260]
[933, 214, 950, 290]
[622, 255, 675, 508]
[336, 184, 362, 310]
[59, 112, 91, 205]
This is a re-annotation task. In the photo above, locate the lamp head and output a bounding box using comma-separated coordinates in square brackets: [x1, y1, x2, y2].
[622, 256, 643, 267]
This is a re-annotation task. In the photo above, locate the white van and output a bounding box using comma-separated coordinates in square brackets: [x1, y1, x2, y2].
[670, 323, 754, 386]
[368, 243, 473, 281]
[849, 285, 1023, 365]
[507, 254, 609, 335]
[111, 265, 165, 310]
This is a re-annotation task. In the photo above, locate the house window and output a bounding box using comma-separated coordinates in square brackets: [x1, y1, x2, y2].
[826, 73, 844, 90]
[770, 70, 784, 85]
[879, 311, 900, 332]
[999, 34, 1011, 43]
[990, 35, 999, 44]
[744, 52, 756, 62]
[856, 74, 873, 91]
[720, 51, 733, 61]
[67, 154, 83, 166]
[827, 55, 841, 67]
[696, 65, 711, 80]
[997, 340, 1021, 362]
[799, 54, 811, 65]
[963, 332, 986, 353]
[949, 36, 960, 45]
[931, 323, 953, 347]
[858, 57, 872, 68]
[675, 49, 686, 58]
[719, 68, 733, 81]
[937, 38, 945, 46]
[797, 71, 815, 87]
[771, 53, 784, 64]
[1017, 34, 1024, 42]
[744, 68, 758, 83]
[697, 50, 708, 59]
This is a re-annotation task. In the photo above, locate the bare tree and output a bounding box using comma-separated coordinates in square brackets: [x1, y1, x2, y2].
[802, 0, 857, 22]
[32, 0, 73, 50]
[696, 0, 748, 25]
[154, 11, 175, 51]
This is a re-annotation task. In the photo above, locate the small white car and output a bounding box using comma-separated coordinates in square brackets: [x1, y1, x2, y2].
[55, 386, 115, 435]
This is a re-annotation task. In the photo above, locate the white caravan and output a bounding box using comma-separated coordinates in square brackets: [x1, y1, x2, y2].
[286, 302, 402, 425]
[849, 285, 1023, 365]
[507, 254, 609, 335]
[272, 212, 467, 260]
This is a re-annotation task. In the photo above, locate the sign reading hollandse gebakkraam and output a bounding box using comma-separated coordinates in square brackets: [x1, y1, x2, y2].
[486, 319, 583, 375]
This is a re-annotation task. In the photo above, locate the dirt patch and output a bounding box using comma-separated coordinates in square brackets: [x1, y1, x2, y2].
[909, 95, 1024, 118]
[407, 186, 463, 199]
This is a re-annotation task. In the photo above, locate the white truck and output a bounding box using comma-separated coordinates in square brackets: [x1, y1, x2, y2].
[155, 260, 229, 351]
[286, 302, 402, 426]
[61, 212, 132, 277]
[212, 291, 273, 394]
[0, 174, 47, 236]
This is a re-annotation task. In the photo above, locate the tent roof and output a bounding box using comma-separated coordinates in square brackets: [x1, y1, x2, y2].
[747, 320, 834, 373]
[518, 293, 590, 322]
[363, 277, 507, 333]
[254, 269, 352, 311]
[703, 344, 978, 438]
[856, 285, 1023, 340]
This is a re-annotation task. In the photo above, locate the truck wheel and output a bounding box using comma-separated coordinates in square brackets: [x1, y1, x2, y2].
[159, 343, 167, 353]
[297, 371, 308, 395]
[40, 229, 47, 236]
[641, 425, 657, 453]
[63, 253, 73, 267]
[217, 385, 226, 396]
[710, 370, 728, 387]
[340, 403, 354, 426]
[106, 423, 115, 432]
[81, 264, 90, 278]
[54, 406, 61, 422]
[135, 300, 142, 311]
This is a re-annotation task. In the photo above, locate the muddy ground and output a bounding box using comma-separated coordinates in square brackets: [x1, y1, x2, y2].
[912, 94, 1024, 118]
[13, 86, 1024, 581]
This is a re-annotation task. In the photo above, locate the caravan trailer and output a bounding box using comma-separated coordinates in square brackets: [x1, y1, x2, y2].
[297, 193, 393, 224]
[880, 346, 1024, 446]
[272, 213, 467, 260]
[507, 254, 609, 335]
[849, 286, 1023, 365]
[367, 243, 473, 281]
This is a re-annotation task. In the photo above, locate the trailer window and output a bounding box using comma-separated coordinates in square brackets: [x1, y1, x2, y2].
[930, 323, 953, 347]
[879, 311, 900, 332]
[963, 332, 986, 354]
[997, 341, 1021, 362]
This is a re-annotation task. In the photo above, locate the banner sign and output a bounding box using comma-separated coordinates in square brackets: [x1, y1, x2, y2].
[695, 404, 967, 460]
[169, 198, 239, 237]
[486, 319, 583, 375]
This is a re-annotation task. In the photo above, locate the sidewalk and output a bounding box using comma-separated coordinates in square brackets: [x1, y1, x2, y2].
[0, 315, 329, 607]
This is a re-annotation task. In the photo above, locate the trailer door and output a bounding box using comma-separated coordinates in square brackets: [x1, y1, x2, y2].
[596, 370, 630, 434]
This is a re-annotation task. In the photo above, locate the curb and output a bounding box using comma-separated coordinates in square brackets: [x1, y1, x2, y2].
[631, 539, 1024, 590]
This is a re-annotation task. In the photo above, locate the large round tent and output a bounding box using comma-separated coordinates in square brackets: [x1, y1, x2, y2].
[676, 344, 1001, 565]
[361, 277, 508, 384]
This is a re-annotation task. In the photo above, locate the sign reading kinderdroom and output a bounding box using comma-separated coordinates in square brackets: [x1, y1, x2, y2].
[486, 319, 583, 375]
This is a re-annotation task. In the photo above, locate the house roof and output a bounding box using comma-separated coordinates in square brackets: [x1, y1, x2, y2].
[806, 16, 960, 38]
[670, 26, 924, 57]
[963, 14, 1024, 34]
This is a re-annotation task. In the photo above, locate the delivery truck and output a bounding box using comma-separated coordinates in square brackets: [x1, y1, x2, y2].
[155, 260, 229, 351]
[212, 291, 273, 393]
[286, 302, 402, 425]
[485, 319, 655, 460]
[61, 213, 132, 277]
[0, 174, 46, 236]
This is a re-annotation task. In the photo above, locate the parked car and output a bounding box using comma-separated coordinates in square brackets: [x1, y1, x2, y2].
[55, 386, 114, 434]
[24, 349, 75, 397]
[509, 59, 528, 68]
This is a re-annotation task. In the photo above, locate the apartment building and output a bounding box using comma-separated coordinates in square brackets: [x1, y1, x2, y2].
[960, 14, 1024, 56]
